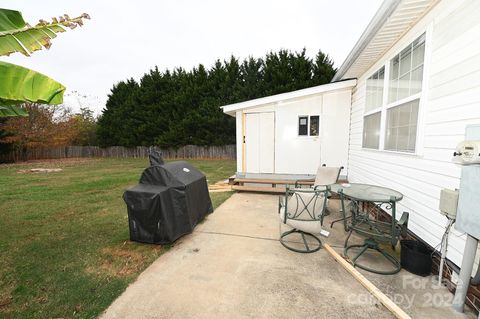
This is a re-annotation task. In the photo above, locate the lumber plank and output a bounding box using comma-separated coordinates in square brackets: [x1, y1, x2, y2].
[233, 178, 314, 185]
[231, 185, 286, 194]
[323, 244, 412, 319]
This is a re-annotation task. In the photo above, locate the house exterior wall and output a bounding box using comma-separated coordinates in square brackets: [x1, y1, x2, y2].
[235, 90, 351, 176]
[347, 0, 480, 268]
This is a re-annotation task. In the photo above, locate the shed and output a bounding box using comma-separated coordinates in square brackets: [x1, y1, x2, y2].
[222, 79, 356, 179]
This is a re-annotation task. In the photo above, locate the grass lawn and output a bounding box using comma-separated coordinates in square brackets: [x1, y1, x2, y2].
[0, 158, 235, 318]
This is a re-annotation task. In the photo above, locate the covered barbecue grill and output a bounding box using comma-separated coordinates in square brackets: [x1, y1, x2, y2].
[123, 161, 213, 244]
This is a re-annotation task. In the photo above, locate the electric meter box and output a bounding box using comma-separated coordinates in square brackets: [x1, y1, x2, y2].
[454, 140, 480, 164]
[455, 124, 480, 240]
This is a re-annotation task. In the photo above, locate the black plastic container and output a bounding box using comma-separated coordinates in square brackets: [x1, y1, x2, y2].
[400, 240, 432, 276]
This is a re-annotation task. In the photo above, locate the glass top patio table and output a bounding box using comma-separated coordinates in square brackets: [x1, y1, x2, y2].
[330, 183, 403, 203]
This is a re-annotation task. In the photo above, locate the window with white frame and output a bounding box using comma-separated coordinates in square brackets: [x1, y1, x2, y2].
[363, 112, 381, 149]
[298, 115, 320, 136]
[362, 33, 425, 153]
[366, 67, 385, 112]
[385, 100, 419, 152]
[362, 67, 384, 149]
[389, 34, 425, 103]
[298, 116, 308, 136]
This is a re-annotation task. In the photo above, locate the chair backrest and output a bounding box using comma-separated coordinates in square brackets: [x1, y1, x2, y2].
[314, 165, 342, 186]
[284, 189, 327, 222]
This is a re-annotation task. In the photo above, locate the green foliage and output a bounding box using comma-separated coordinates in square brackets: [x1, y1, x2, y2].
[0, 8, 90, 117]
[70, 107, 98, 146]
[0, 61, 65, 107]
[0, 8, 90, 57]
[97, 49, 336, 148]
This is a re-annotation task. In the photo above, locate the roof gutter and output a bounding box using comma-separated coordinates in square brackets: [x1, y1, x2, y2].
[332, 0, 402, 82]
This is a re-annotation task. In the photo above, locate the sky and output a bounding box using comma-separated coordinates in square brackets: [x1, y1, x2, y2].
[0, 0, 383, 115]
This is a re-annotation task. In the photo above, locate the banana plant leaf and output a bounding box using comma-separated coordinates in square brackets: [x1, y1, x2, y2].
[0, 60, 65, 106]
[0, 105, 28, 117]
[0, 8, 90, 57]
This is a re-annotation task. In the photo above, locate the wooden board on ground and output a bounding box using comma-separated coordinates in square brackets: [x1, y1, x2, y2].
[323, 244, 412, 319]
[233, 178, 314, 186]
[231, 185, 286, 194]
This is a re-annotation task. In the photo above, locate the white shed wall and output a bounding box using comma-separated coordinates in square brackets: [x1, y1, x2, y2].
[235, 89, 352, 176]
[348, 0, 480, 267]
[274, 95, 323, 175]
[321, 91, 351, 175]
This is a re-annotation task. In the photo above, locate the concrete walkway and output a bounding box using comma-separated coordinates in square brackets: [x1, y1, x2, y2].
[101, 193, 392, 319]
[101, 193, 474, 319]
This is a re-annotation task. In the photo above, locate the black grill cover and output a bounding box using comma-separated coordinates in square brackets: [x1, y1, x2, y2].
[148, 149, 165, 166]
[123, 161, 213, 244]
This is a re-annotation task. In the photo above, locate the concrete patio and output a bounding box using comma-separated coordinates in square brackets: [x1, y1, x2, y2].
[101, 193, 475, 319]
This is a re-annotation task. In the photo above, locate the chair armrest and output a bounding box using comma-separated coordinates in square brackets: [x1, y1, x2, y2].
[294, 178, 315, 188]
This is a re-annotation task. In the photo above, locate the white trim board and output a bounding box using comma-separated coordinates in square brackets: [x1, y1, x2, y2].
[222, 79, 357, 116]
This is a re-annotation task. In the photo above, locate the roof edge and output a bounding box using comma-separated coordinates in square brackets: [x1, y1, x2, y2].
[332, 0, 401, 82]
[222, 79, 357, 116]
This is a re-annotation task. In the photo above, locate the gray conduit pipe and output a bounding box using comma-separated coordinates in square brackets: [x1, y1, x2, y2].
[453, 234, 479, 312]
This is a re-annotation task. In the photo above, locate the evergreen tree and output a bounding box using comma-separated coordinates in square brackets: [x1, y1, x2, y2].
[97, 48, 336, 148]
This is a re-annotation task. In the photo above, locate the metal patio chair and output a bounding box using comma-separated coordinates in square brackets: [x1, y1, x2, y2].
[294, 164, 343, 218]
[334, 185, 410, 274]
[295, 164, 343, 190]
[278, 186, 329, 253]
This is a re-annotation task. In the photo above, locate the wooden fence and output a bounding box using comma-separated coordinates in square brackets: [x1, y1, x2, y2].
[0, 145, 236, 163]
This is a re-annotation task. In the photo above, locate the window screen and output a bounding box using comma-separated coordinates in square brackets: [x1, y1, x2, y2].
[299, 116, 308, 136]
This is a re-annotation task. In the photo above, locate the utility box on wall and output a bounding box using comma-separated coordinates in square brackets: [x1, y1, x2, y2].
[455, 124, 480, 240]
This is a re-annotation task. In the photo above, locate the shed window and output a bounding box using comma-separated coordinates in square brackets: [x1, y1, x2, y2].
[310, 116, 319, 136]
[298, 115, 320, 136]
[298, 116, 308, 135]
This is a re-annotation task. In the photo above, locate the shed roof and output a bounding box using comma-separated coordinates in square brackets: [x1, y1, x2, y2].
[222, 79, 357, 116]
[332, 0, 438, 81]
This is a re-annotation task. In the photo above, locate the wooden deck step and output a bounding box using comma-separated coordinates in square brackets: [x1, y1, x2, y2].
[233, 178, 314, 186]
[232, 185, 286, 194]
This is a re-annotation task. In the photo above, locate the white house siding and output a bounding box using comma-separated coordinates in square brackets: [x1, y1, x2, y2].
[347, 0, 480, 268]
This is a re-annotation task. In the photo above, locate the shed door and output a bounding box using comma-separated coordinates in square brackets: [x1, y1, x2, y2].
[245, 112, 274, 173]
